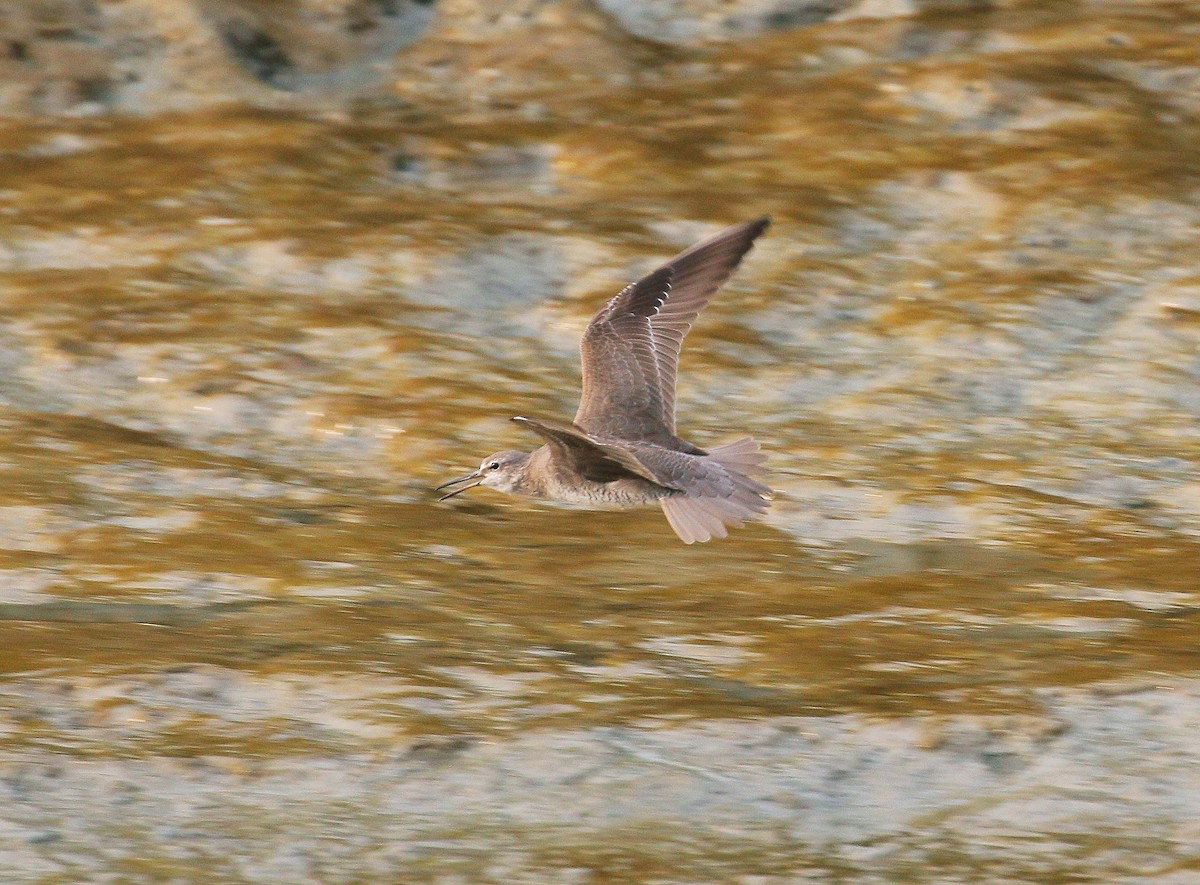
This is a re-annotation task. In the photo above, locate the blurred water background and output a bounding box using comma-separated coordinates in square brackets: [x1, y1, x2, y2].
[1, 1, 1199, 882]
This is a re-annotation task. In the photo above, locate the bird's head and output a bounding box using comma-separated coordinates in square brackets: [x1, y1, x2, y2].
[435, 450, 530, 500]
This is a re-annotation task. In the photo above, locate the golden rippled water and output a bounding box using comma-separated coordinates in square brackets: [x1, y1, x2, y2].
[1, 3, 1199, 881]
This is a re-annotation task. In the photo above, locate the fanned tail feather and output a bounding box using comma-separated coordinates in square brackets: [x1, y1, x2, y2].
[660, 438, 771, 544]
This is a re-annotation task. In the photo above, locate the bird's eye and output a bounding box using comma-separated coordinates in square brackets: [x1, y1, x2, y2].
[488, 461, 500, 470]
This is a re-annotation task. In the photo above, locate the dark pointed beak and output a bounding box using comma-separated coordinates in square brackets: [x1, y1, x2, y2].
[435, 470, 484, 501]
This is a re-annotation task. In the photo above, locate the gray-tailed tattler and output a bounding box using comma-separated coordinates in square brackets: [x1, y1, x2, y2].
[437, 218, 771, 543]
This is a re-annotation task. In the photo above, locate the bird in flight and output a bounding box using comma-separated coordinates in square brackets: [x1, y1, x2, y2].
[436, 217, 772, 544]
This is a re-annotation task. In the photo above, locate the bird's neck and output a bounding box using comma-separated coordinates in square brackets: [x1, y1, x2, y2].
[511, 448, 552, 498]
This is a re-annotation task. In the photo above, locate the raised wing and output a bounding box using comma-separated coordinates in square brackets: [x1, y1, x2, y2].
[511, 417, 671, 487]
[573, 217, 770, 442]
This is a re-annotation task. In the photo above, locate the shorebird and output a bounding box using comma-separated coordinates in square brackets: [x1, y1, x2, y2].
[436, 217, 772, 544]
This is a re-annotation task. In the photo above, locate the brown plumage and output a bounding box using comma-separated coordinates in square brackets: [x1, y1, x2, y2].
[435, 218, 772, 544]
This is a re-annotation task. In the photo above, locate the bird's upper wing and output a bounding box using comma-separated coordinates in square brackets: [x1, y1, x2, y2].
[511, 417, 673, 487]
[573, 217, 770, 442]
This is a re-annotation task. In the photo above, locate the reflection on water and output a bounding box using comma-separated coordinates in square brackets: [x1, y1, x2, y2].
[2, 1, 1200, 881]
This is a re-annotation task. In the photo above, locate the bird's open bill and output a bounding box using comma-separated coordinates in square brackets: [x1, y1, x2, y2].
[435, 470, 484, 501]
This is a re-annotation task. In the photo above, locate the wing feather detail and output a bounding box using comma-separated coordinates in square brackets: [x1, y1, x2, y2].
[573, 217, 770, 442]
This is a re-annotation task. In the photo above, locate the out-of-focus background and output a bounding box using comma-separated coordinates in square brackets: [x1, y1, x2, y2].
[1, 1, 1198, 882]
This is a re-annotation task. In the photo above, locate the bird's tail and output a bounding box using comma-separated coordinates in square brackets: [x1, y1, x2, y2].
[660, 438, 771, 544]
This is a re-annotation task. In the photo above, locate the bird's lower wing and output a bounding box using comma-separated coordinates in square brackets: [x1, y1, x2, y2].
[511, 417, 670, 486]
